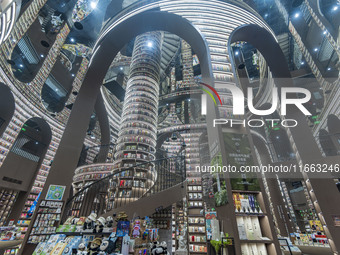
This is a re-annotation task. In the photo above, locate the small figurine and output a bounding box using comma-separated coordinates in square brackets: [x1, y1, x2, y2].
[83, 213, 97, 231]
[151, 242, 168, 255]
[95, 217, 106, 233]
[116, 211, 128, 222]
[106, 216, 114, 228]
[77, 243, 87, 255]
[87, 237, 102, 255]
[132, 220, 141, 238]
[98, 237, 117, 255]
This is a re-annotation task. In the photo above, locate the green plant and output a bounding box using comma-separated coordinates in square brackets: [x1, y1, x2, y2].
[215, 189, 228, 206]
[210, 240, 221, 253]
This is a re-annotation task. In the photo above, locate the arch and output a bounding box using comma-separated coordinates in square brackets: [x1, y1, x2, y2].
[0, 82, 15, 137]
[0, 117, 51, 192]
[327, 114, 340, 135]
[44, 10, 213, 199]
[11, 117, 52, 161]
[229, 24, 291, 80]
[319, 129, 337, 156]
[228, 23, 324, 161]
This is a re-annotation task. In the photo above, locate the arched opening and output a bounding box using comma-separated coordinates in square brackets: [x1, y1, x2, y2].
[0, 83, 15, 137]
[0, 117, 51, 191]
[45, 10, 213, 191]
[319, 129, 337, 156]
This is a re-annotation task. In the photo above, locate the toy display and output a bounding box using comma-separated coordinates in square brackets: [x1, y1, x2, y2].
[30, 211, 171, 255]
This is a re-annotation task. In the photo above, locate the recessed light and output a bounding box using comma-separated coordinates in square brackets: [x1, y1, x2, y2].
[90, 1, 97, 9]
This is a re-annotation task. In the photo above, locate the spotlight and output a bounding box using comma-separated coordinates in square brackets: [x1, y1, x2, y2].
[90, 1, 97, 9]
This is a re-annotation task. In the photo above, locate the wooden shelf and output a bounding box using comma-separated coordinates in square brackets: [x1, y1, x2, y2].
[232, 190, 260, 194]
[235, 213, 266, 217]
[239, 239, 273, 244]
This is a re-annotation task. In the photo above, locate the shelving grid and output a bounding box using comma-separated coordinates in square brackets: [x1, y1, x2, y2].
[186, 177, 207, 254]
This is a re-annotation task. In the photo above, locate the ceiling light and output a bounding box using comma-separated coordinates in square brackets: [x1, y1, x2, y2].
[333, 6, 338, 11]
[90, 1, 97, 9]
[120, 67, 123, 70]
[323, 30, 327, 35]
[19, 64, 23, 68]
[40, 54, 44, 58]
[294, 12, 300, 18]
[235, 51, 239, 56]
[264, 13, 268, 18]
[314, 48, 318, 52]
[147, 41, 153, 47]
[327, 67, 331, 71]
[70, 38, 75, 43]
[301, 61, 305, 65]
[56, 89, 59, 92]
[71, 73, 75, 77]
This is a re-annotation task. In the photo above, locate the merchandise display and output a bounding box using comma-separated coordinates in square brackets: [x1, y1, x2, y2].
[0, 0, 339, 254]
[28, 211, 172, 255]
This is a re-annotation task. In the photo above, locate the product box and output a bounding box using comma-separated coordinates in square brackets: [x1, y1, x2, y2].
[244, 217, 255, 240]
[50, 241, 67, 255]
[249, 243, 258, 255]
[251, 217, 262, 239]
[256, 243, 268, 255]
[241, 244, 250, 255]
[236, 217, 247, 240]
[32, 242, 47, 255]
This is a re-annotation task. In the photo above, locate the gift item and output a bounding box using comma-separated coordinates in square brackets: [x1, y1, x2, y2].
[132, 220, 141, 238]
[88, 237, 102, 255]
[117, 221, 130, 237]
[116, 211, 128, 222]
[95, 217, 106, 233]
[106, 216, 114, 228]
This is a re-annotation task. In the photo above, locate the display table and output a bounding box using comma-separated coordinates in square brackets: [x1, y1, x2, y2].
[296, 245, 332, 255]
[0, 240, 22, 249]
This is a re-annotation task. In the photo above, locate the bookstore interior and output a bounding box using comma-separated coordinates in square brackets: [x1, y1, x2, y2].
[0, 0, 340, 254]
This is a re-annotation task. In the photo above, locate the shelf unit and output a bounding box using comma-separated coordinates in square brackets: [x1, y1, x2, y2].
[233, 190, 277, 255]
[187, 177, 207, 254]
